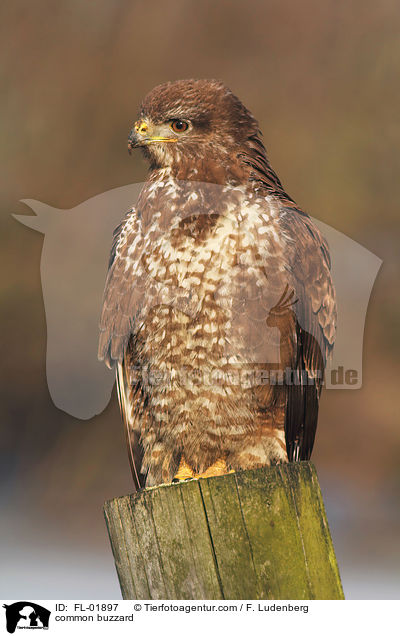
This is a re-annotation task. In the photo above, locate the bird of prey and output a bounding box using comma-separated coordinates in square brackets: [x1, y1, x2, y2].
[98, 79, 336, 489]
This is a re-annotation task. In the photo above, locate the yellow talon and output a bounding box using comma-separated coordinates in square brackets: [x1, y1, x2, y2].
[197, 458, 235, 479]
[173, 458, 235, 482]
[173, 458, 195, 482]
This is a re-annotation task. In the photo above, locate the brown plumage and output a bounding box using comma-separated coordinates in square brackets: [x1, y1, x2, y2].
[98, 79, 336, 489]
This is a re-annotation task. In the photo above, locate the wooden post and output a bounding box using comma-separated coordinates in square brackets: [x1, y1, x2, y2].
[104, 461, 344, 600]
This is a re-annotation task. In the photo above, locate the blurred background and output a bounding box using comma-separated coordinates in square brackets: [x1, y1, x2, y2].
[1, 0, 399, 599]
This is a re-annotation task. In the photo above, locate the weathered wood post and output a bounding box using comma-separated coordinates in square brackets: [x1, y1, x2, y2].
[104, 461, 344, 599]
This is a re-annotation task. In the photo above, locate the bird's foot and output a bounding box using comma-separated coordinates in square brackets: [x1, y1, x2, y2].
[197, 458, 235, 479]
[172, 458, 235, 483]
[172, 458, 195, 482]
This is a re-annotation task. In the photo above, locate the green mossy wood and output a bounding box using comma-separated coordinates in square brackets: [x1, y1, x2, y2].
[104, 461, 344, 600]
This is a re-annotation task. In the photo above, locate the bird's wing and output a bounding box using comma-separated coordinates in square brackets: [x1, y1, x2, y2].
[98, 207, 148, 488]
[116, 357, 146, 490]
[98, 207, 146, 368]
[280, 207, 337, 460]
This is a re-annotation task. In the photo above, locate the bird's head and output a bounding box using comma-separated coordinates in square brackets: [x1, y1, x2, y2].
[128, 79, 262, 179]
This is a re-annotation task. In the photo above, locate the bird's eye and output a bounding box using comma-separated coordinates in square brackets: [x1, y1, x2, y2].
[170, 120, 189, 133]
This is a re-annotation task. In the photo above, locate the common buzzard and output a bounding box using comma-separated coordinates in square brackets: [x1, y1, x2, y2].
[98, 79, 336, 488]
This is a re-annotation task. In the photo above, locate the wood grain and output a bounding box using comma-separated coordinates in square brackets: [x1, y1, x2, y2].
[104, 461, 344, 600]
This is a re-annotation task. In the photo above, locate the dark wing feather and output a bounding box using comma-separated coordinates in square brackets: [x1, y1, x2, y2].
[116, 359, 142, 489]
[116, 358, 146, 490]
[281, 208, 336, 460]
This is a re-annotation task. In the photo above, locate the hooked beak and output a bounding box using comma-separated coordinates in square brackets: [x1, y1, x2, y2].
[128, 119, 177, 153]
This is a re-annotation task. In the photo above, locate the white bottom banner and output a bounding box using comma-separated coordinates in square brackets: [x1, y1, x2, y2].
[1, 599, 398, 635]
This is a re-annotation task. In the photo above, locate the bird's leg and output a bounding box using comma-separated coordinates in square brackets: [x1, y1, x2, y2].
[172, 457, 195, 482]
[197, 458, 235, 479]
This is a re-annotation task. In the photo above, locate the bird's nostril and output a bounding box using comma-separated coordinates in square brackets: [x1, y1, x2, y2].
[135, 121, 148, 135]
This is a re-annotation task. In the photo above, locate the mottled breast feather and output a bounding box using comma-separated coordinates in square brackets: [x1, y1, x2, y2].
[99, 174, 336, 487]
